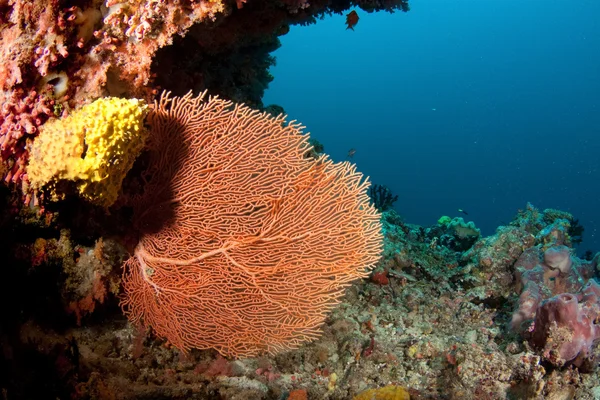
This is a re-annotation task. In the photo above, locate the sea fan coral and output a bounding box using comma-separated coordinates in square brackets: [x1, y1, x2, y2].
[121, 91, 382, 358]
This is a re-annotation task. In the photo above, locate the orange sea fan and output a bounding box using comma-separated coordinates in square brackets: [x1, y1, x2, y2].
[121, 91, 382, 358]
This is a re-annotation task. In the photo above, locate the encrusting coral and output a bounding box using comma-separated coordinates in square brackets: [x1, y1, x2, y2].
[121, 91, 383, 358]
[27, 97, 148, 207]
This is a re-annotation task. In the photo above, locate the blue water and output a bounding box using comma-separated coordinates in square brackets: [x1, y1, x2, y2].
[264, 0, 600, 254]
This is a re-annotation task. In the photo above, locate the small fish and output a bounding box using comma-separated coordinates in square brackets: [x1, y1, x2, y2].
[345, 10, 359, 31]
[347, 148, 356, 158]
[458, 209, 469, 216]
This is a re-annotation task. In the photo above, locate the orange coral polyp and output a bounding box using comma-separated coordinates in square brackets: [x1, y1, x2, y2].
[121, 91, 382, 358]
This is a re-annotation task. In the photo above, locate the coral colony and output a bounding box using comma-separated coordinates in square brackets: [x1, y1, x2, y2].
[1, 0, 599, 399]
[121, 92, 382, 358]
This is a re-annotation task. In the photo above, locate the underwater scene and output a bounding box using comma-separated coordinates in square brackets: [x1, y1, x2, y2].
[0, 0, 599, 399]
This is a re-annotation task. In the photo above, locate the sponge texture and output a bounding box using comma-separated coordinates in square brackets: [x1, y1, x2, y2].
[27, 97, 148, 207]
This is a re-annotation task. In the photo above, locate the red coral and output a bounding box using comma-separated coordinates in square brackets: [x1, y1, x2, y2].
[371, 269, 389, 285]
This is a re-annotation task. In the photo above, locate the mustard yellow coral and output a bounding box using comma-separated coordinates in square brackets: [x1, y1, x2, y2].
[353, 385, 410, 400]
[27, 97, 148, 207]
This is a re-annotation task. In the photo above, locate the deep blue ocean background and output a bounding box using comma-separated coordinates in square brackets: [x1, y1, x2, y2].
[264, 0, 600, 254]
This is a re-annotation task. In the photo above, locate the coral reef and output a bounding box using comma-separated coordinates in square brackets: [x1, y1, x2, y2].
[3, 197, 600, 399]
[27, 97, 148, 206]
[425, 216, 481, 252]
[510, 202, 581, 248]
[461, 225, 534, 301]
[4, 0, 600, 398]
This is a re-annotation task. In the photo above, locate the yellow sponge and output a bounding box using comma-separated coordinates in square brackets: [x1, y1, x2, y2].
[27, 97, 148, 207]
[353, 385, 410, 400]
